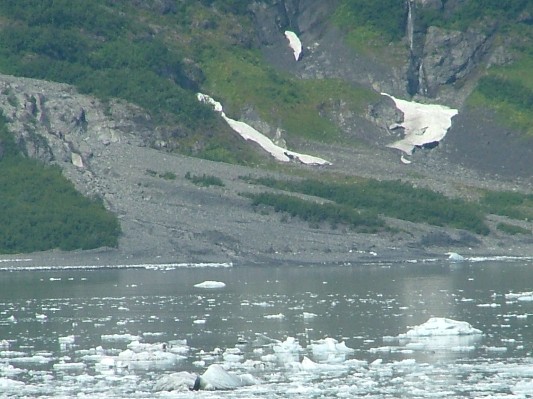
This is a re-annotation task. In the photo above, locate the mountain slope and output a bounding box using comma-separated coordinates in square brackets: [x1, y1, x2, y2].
[0, 0, 532, 261]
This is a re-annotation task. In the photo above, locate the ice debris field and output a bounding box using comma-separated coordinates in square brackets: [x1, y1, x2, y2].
[1, 260, 533, 398]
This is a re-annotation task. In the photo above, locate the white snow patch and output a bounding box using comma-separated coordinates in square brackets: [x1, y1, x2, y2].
[284, 31, 302, 61]
[382, 93, 458, 154]
[197, 93, 331, 166]
[194, 281, 226, 289]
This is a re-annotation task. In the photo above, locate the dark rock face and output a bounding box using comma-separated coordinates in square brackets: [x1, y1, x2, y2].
[419, 26, 493, 97]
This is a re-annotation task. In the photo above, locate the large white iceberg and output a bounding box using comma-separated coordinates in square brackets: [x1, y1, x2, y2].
[284, 31, 302, 61]
[399, 318, 482, 338]
[382, 93, 458, 154]
[197, 93, 331, 166]
[397, 317, 483, 352]
[154, 364, 258, 391]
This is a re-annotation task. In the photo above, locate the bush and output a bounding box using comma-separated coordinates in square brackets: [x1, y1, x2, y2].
[246, 177, 490, 235]
[185, 172, 225, 187]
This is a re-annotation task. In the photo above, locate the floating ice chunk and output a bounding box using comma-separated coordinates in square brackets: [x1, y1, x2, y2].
[273, 337, 302, 353]
[0, 364, 25, 377]
[6, 315, 16, 323]
[117, 348, 186, 370]
[223, 347, 244, 363]
[0, 377, 24, 390]
[310, 338, 355, 356]
[447, 252, 465, 262]
[154, 371, 198, 392]
[399, 318, 482, 338]
[382, 93, 458, 154]
[397, 318, 483, 351]
[10, 355, 53, 365]
[0, 340, 9, 349]
[53, 361, 86, 372]
[194, 281, 226, 289]
[35, 313, 47, 321]
[264, 313, 285, 319]
[95, 356, 116, 373]
[101, 333, 141, 342]
[58, 335, 75, 345]
[284, 30, 302, 61]
[512, 380, 533, 395]
[200, 364, 258, 390]
[155, 364, 258, 392]
[506, 291, 533, 302]
[302, 312, 317, 319]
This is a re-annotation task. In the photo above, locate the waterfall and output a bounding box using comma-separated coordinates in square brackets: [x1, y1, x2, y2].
[405, 0, 423, 96]
[406, 0, 414, 51]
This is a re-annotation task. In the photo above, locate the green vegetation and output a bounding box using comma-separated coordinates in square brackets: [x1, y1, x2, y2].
[333, 0, 406, 44]
[496, 223, 531, 235]
[146, 169, 177, 180]
[481, 191, 533, 221]
[246, 192, 384, 232]
[0, 115, 120, 254]
[185, 172, 225, 187]
[0, 0, 223, 150]
[245, 177, 490, 235]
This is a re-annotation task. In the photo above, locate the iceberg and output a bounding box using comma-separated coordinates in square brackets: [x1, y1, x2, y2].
[382, 93, 458, 154]
[399, 318, 483, 338]
[284, 31, 302, 61]
[197, 93, 331, 166]
[194, 280, 226, 289]
[154, 364, 258, 391]
[447, 252, 465, 262]
[396, 318, 483, 352]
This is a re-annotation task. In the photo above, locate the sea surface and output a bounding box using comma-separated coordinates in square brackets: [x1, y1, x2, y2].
[0, 256, 532, 398]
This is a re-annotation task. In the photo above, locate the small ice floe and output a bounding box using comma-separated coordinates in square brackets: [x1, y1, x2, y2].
[197, 93, 331, 166]
[447, 252, 465, 262]
[506, 291, 533, 302]
[310, 338, 354, 356]
[264, 313, 285, 320]
[273, 337, 302, 354]
[6, 315, 16, 323]
[0, 340, 9, 349]
[0, 377, 25, 391]
[194, 281, 226, 289]
[154, 364, 259, 392]
[101, 333, 141, 343]
[284, 30, 302, 61]
[116, 348, 186, 371]
[10, 355, 54, 365]
[223, 347, 244, 363]
[302, 312, 317, 319]
[53, 360, 86, 372]
[35, 313, 47, 322]
[512, 380, 533, 395]
[382, 93, 458, 154]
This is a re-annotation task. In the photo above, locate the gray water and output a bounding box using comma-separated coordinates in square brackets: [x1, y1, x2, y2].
[0, 257, 532, 398]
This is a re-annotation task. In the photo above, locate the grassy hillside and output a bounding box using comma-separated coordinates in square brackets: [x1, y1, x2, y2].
[0, 114, 120, 254]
